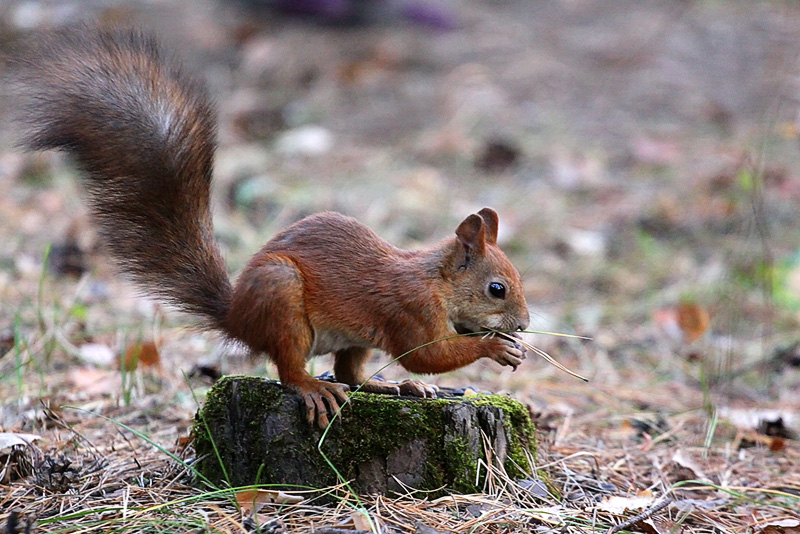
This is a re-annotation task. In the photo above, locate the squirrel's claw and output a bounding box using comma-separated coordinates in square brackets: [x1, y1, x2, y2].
[358, 379, 401, 396]
[298, 380, 350, 429]
[358, 378, 438, 399]
[303, 393, 328, 428]
[398, 379, 438, 398]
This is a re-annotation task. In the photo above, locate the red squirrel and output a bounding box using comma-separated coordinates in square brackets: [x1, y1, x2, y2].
[15, 27, 530, 428]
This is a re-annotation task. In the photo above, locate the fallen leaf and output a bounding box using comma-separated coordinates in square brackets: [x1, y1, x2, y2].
[122, 340, 161, 372]
[757, 519, 800, 534]
[236, 488, 303, 514]
[768, 437, 786, 452]
[175, 435, 192, 454]
[676, 302, 710, 343]
[654, 302, 711, 344]
[352, 508, 376, 531]
[518, 477, 550, 498]
[0, 432, 41, 451]
[0, 433, 40, 483]
[597, 494, 655, 514]
[671, 448, 711, 483]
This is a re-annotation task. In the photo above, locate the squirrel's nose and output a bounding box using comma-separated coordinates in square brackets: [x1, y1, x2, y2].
[517, 314, 530, 331]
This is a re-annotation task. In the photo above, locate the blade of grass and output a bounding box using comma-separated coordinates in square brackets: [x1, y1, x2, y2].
[523, 330, 592, 340]
[61, 406, 217, 489]
[36, 243, 52, 334]
[14, 313, 24, 395]
[493, 330, 589, 381]
[184, 373, 232, 490]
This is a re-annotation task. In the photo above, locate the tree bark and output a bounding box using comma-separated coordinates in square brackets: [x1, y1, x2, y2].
[193, 376, 536, 495]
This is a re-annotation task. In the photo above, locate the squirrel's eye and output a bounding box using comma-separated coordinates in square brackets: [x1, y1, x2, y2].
[488, 282, 506, 299]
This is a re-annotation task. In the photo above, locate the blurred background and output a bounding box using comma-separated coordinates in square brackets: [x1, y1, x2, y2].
[1, 0, 799, 416]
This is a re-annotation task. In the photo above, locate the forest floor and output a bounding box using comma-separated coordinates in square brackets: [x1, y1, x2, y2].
[1, 0, 799, 532]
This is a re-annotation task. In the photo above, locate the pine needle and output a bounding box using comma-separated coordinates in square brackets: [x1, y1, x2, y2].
[493, 330, 589, 382]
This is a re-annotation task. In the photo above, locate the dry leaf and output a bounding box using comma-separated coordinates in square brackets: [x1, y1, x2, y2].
[122, 341, 162, 371]
[653, 302, 711, 344]
[597, 494, 655, 514]
[0, 433, 41, 451]
[671, 448, 711, 483]
[758, 519, 800, 534]
[768, 436, 786, 452]
[676, 302, 710, 343]
[0, 432, 40, 484]
[175, 435, 192, 454]
[733, 428, 789, 452]
[235, 488, 303, 514]
[352, 509, 376, 531]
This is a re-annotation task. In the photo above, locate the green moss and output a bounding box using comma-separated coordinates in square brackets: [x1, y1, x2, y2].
[470, 393, 537, 478]
[193, 375, 289, 486]
[340, 392, 438, 458]
[192, 377, 538, 496]
[331, 391, 456, 492]
[442, 436, 478, 493]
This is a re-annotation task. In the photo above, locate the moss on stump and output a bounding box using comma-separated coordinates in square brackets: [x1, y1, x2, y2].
[193, 376, 537, 495]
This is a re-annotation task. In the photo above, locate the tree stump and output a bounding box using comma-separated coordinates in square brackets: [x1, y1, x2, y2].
[192, 376, 537, 495]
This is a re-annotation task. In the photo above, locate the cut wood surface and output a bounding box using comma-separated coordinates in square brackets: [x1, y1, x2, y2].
[193, 376, 537, 495]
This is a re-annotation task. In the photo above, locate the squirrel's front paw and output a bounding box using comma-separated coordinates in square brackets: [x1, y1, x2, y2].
[296, 379, 350, 429]
[486, 335, 526, 370]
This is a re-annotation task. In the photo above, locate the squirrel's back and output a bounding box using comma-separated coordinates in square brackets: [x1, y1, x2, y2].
[16, 27, 232, 327]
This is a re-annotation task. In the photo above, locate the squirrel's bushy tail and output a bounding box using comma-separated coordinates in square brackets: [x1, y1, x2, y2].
[16, 27, 232, 328]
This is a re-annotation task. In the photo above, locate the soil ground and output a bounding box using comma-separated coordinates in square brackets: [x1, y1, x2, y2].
[1, 1, 799, 532]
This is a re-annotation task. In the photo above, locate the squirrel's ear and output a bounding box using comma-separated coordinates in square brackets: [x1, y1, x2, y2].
[477, 208, 499, 244]
[455, 213, 487, 260]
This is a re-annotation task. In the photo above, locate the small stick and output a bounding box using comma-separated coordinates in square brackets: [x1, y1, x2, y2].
[494, 331, 589, 382]
[607, 498, 673, 534]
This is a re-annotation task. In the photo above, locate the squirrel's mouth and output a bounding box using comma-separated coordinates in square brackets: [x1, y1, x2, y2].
[453, 323, 475, 335]
[453, 322, 523, 336]
[453, 322, 486, 335]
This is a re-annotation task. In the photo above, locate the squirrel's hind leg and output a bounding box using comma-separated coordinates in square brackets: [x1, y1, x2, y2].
[230, 255, 349, 429]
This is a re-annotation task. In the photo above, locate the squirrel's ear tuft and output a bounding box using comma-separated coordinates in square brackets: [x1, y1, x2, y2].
[477, 208, 499, 244]
[455, 213, 487, 257]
